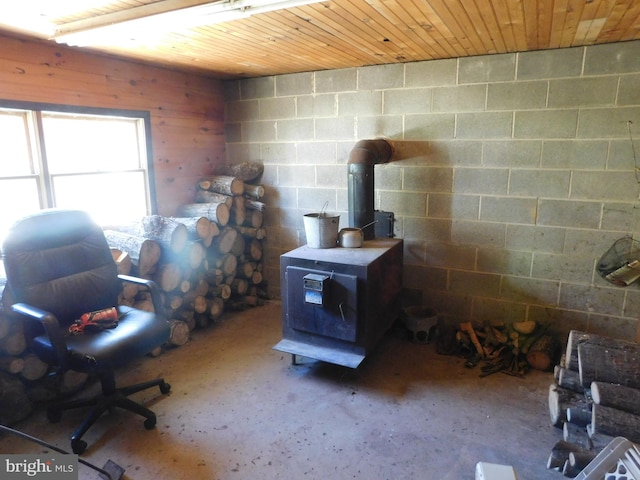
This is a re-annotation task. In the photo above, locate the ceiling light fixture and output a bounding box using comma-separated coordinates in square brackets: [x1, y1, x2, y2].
[54, 0, 327, 47]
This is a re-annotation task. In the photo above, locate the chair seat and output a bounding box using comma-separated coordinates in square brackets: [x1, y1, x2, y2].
[32, 306, 170, 372]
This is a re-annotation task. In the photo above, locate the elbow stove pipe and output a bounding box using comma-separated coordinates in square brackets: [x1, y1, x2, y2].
[347, 139, 393, 240]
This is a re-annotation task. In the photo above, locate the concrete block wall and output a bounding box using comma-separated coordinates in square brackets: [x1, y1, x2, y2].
[223, 40, 640, 341]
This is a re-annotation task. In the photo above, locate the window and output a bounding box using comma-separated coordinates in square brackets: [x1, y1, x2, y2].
[0, 102, 155, 243]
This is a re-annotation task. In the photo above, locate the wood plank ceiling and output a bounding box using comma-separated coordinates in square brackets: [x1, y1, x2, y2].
[0, 0, 639, 79]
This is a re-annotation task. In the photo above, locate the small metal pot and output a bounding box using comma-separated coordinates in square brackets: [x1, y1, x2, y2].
[338, 228, 363, 248]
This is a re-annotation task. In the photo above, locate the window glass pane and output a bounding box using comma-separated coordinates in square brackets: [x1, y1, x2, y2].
[0, 178, 41, 241]
[52, 172, 148, 226]
[42, 113, 143, 174]
[0, 110, 34, 176]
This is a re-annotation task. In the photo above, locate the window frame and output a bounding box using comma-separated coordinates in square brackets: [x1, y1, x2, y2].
[0, 98, 157, 218]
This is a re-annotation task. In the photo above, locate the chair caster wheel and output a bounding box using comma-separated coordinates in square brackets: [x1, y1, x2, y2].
[72, 439, 87, 454]
[159, 381, 171, 394]
[47, 409, 62, 423]
[144, 416, 157, 430]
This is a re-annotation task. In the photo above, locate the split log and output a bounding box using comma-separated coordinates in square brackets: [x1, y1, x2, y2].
[592, 381, 640, 416]
[111, 249, 132, 275]
[214, 161, 263, 182]
[165, 294, 184, 312]
[210, 284, 232, 300]
[245, 209, 264, 228]
[176, 309, 196, 331]
[231, 278, 249, 296]
[179, 202, 230, 227]
[104, 230, 161, 277]
[585, 423, 615, 450]
[173, 216, 220, 247]
[566, 330, 640, 372]
[230, 232, 246, 257]
[244, 184, 265, 199]
[566, 405, 592, 427]
[245, 238, 263, 261]
[546, 440, 587, 470]
[236, 225, 267, 240]
[120, 280, 141, 302]
[526, 334, 560, 371]
[183, 241, 207, 270]
[0, 327, 27, 356]
[133, 298, 155, 312]
[195, 190, 233, 207]
[245, 199, 266, 212]
[138, 215, 189, 254]
[0, 315, 10, 340]
[591, 403, 640, 443]
[239, 261, 257, 279]
[568, 450, 598, 473]
[156, 263, 182, 293]
[578, 341, 640, 388]
[460, 322, 484, 358]
[59, 370, 89, 395]
[183, 293, 207, 315]
[230, 195, 246, 226]
[251, 270, 263, 285]
[557, 367, 584, 393]
[548, 384, 589, 428]
[208, 297, 225, 321]
[20, 353, 48, 381]
[213, 226, 239, 255]
[198, 175, 244, 196]
[0, 356, 24, 374]
[168, 320, 190, 347]
[565, 330, 590, 371]
[563, 422, 590, 448]
[0, 371, 32, 425]
[216, 253, 238, 277]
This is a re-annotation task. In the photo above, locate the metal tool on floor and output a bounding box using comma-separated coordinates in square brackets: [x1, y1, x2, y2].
[0, 424, 125, 480]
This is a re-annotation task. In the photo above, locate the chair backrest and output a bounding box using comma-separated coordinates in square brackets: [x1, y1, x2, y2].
[2, 209, 120, 326]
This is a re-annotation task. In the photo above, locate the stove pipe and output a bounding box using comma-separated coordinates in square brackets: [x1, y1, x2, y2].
[347, 139, 393, 240]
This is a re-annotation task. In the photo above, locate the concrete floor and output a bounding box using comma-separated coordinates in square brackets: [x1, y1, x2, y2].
[0, 300, 564, 479]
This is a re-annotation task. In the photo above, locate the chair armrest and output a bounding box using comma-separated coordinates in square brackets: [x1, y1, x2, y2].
[118, 275, 166, 318]
[11, 302, 69, 369]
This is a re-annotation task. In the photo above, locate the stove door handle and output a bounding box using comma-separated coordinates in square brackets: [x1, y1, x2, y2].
[338, 302, 346, 322]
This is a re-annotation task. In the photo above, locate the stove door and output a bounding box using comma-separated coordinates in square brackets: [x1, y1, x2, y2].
[285, 266, 358, 342]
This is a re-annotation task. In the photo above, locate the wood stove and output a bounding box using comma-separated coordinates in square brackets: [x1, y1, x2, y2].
[273, 238, 403, 368]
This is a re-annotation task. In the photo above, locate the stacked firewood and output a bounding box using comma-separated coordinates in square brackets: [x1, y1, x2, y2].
[546, 330, 640, 477]
[0, 163, 269, 424]
[452, 320, 560, 377]
[0, 282, 90, 425]
[105, 172, 268, 349]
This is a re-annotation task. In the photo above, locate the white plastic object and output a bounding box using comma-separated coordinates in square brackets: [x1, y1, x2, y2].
[475, 462, 518, 480]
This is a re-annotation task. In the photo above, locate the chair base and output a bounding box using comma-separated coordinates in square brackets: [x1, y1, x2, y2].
[47, 378, 171, 454]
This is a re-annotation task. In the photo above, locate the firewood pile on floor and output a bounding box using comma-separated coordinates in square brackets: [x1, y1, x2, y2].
[0, 162, 269, 426]
[546, 330, 640, 478]
[442, 319, 561, 377]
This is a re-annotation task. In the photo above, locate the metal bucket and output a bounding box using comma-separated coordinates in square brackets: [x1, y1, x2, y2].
[303, 213, 339, 248]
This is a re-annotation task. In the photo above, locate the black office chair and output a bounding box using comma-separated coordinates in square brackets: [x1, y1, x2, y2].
[1, 209, 171, 454]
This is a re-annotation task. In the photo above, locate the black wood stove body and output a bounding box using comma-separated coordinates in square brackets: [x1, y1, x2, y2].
[273, 238, 403, 368]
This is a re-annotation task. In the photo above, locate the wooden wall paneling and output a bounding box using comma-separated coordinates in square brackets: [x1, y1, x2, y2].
[417, 0, 479, 56]
[560, 0, 587, 47]
[505, 0, 528, 51]
[0, 33, 226, 217]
